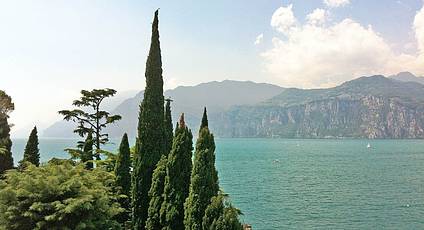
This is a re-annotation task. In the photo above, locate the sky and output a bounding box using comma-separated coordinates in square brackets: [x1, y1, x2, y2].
[1, 0, 424, 137]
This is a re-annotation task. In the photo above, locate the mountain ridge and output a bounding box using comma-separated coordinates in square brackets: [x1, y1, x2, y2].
[213, 75, 424, 139]
[43, 80, 284, 138]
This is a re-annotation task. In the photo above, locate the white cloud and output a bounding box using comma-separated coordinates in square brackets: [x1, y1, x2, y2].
[324, 0, 350, 8]
[261, 5, 424, 88]
[254, 34, 264, 45]
[414, 6, 424, 54]
[271, 4, 297, 35]
[306, 8, 327, 25]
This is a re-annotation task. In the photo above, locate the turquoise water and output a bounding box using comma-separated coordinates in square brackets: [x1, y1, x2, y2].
[11, 138, 424, 229]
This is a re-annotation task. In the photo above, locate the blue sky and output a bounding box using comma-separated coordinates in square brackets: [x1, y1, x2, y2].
[1, 0, 424, 136]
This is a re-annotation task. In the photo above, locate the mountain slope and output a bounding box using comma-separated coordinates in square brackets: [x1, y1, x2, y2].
[389, 72, 424, 85]
[43, 80, 284, 138]
[214, 76, 424, 138]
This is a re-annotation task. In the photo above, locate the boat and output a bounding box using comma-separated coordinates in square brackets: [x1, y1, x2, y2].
[367, 143, 371, 148]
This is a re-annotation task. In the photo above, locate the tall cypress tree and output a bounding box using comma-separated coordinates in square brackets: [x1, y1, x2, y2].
[22, 126, 40, 167]
[115, 133, 132, 225]
[133, 10, 166, 230]
[184, 108, 219, 230]
[161, 114, 193, 230]
[81, 132, 94, 169]
[145, 100, 173, 230]
[0, 114, 13, 175]
[145, 155, 167, 230]
[115, 133, 131, 196]
[164, 98, 173, 155]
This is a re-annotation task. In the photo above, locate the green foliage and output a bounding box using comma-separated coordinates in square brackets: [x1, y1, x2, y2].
[21, 126, 40, 167]
[0, 115, 13, 175]
[0, 91, 14, 175]
[184, 110, 219, 230]
[0, 163, 123, 230]
[97, 150, 119, 172]
[0, 90, 14, 115]
[114, 134, 132, 225]
[202, 193, 243, 230]
[201, 107, 208, 129]
[161, 114, 193, 230]
[133, 10, 166, 230]
[164, 98, 173, 155]
[48, 158, 76, 166]
[145, 155, 167, 230]
[64, 133, 95, 169]
[81, 132, 94, 169]
[59, 88, 121, 157]
[115, 133, 131, 196]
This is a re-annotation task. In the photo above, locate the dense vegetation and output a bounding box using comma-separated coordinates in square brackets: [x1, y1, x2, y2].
[184, 109, 220, 229]
[0, 91, 14, 175]
[0, 10, 243, 230]
[0, 163, 122, 229]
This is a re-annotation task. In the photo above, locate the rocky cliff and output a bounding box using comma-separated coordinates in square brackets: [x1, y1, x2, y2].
[213, 76, 424, 138]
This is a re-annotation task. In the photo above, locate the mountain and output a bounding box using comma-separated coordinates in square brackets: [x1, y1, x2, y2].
[389, 72, 424, 85]
[213, 76, 424, 139]
[43, 80, 284, 138]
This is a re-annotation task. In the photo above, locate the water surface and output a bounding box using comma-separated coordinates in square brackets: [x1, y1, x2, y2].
[12, 138, 424, 229]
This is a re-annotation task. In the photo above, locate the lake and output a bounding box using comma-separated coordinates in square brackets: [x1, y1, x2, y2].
[11, 138, 424, 229]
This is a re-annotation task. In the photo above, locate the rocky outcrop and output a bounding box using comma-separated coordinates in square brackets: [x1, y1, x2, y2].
[213, 77, 424, 139]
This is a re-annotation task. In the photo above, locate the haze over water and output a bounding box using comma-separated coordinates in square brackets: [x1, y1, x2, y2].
[12, 138, 424, 229]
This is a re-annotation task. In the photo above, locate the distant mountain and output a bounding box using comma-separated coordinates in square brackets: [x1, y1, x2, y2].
[214, 76, 424, 139]
[43, 80, 284, 138]
[389, 72, 424, 85]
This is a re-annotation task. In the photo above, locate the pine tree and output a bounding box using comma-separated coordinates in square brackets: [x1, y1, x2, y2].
[164, 98, 173, 155]
[133, 10, 166, 230]
[59, 89, 121, 158]
[21, 126, 40, 167]
[81, 132, 94, 169]
[161, 114, 193, 230]
[0, 114, 13, 175]
[115, 133, 131, 196]
[115, 133, 132, 225]
[145, 155, 167, 230]
[184, 108, 219, 230]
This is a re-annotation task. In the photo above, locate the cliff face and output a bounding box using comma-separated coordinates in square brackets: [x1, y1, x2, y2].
[213, 76, 424, 139]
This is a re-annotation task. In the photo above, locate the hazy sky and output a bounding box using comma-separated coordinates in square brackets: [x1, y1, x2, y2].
[1, 0, 424, 137]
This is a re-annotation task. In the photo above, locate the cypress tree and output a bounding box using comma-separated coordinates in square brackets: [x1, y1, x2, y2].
[184, 108, 219, 230]
[164, 98, 173, 155]
[81, 132, 94, 169]
[202, 194, 225, 230]
[133, 10, 166, 230]
[202, 193, 243, 230]
[161, 114, 193, 230]
[115, 133, 131, 196]
[145, 155, 167, 230]
[115, 133, 132, 225]
[0, 114, 13, 175]
[201, 107, 208, 129]
[22, 126, 40, 167]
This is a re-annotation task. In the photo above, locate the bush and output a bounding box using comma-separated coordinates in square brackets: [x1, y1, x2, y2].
[0, 162, 123, 230]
